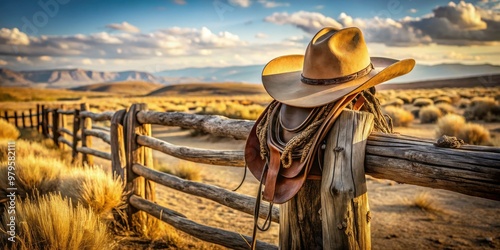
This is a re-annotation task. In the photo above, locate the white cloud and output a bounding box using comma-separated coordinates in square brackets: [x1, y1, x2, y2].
[105, 21, 141, 33]
[258, 0, 289, 8]
[39, 55, 52, 61]
[229, 0, 251, 7]
[264, 11, 342, 34]
[0, 59, 7, 65]
[408, 8, 418, 13]
[16, 56, 32, 64]
[265, 1, 500, 46]
[255, 32, 268, 39]
[0, 27, 244, 60]
[82, 58, 92, 65]
[0, 28, 30, 45]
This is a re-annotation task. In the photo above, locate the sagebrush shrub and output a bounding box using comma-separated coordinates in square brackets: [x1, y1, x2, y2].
[435, 103, 456, 115]
[413, 98, 434, 107]
[419, 105, 442, 124]
[458, 123, 491, 145]
[465, 96, 497, 120]
[436, 114, 466, 138]
[383, 106, 414, 127]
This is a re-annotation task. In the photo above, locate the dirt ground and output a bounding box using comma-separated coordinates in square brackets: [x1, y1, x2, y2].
[89, 121, 500, 250]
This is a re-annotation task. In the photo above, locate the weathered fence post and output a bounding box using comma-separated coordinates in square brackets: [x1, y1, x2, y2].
[123, 103, 155, 228]
[37, 104, 41, 132]
[3, 111, 8, 123]
[71, 109, 80, 164]
[80, 103, 93, 166]
[52, 108, 61, 148]
[321, 110, 373, 249]
[110, 109, 127, 227]
[21, 112, 26, 128]
[41, 105, 47, 136]
[29, 109, 34, 128]
[279, 110, 373, 249]
[13, 111, 18, 127]
[59, 105, 68, 150]
[111, 109, 127, 182]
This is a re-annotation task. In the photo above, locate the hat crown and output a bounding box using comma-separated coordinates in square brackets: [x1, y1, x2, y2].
[302, 27, 370, 80]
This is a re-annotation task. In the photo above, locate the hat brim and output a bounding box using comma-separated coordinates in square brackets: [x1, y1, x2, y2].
[262, 56, 416, 107]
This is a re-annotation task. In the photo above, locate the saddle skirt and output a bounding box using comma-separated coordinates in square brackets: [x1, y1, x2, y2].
[245, 93, 365, 204]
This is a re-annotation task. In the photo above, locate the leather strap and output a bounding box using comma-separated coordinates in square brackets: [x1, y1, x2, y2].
[262, 144, 281, 202]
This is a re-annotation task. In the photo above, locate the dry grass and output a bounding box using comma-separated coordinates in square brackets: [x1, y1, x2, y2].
[0, 86, 114, 102]
[0, 193, 115, 250]
[435, 103, 456, 115]
[157, 160, 201, 181]
[0, 139, 60, 162]
[59, 166, 125, 216]
[0, 119, 19, 140]
[413, 98, 434, 107]
[436, 114, 466, 137]
[419, 105, 442, 124]
[0, 155, 64, 201]
[412, 192, 444, 213]
[465, 96, 498, 121]
[383, 106, 414, 127]
[458, 123, 492, 146]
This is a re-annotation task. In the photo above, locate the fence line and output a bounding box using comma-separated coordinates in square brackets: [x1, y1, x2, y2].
[2, 102, 499, 249]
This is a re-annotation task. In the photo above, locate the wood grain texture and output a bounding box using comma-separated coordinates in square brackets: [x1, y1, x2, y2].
[365, 132, 500, 201]
[71, 109, 80, 164]
[77, 146, 111, 160]
[129, 195, 277, 250]
[137, 135, 245, 167]
[85, 129, 111, 145]
[280, 180, 323, 250]
[136, 110, 253, 140]
[321, 110, 373, 250]
[132, 163, 279, 222]
[80, 110, 115, 121]
[110, 109, 127, 183]
[80, 103, 93, 166]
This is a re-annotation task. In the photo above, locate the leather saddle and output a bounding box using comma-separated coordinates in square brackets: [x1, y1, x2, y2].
[245, 93, 366, 204]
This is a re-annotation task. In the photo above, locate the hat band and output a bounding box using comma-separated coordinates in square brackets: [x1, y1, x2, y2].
[301, 63, 374, 85]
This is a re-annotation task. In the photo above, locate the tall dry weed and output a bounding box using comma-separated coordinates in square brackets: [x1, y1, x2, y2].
[0, 119, 19, 140]
[59, 166, 125, 216]
[0, 193, 114, 250]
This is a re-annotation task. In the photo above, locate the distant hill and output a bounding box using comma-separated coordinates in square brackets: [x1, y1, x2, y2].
[147, 82, 266, 96]
[3, 63, 499, 89]
[156, 65, 264, 84]
[156, 63, 500, 84]
[0, 68, 164, 88]
[72, 81, 163, 96]
[378, 74, 500, 90]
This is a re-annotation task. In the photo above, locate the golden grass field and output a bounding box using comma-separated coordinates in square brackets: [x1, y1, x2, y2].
[0, 82, 499, 249]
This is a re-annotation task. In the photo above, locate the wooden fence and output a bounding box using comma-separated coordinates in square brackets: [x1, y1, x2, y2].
[1, 103, 499, 249]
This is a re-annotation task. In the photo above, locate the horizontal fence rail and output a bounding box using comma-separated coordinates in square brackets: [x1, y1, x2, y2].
[129, 195, 277, 250]
[137, 110, 253, 140]
[80, 110, 115, 121]
[136, 135, 245, 167]
[132, 163, 279, 222]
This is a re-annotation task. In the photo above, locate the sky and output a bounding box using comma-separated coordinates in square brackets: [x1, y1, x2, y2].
[0, 0, 499, 72]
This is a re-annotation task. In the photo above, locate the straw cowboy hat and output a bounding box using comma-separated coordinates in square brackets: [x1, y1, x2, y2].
[262, 27, 416, 107]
